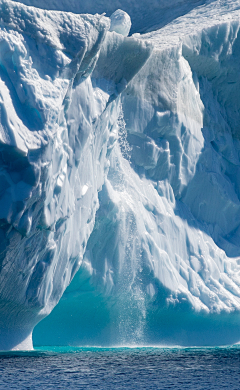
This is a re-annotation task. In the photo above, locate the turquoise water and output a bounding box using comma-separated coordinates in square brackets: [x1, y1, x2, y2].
[0, 346, 240, 389]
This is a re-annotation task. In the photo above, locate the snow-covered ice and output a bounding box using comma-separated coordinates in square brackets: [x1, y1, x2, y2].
[0, 0, 240, 349]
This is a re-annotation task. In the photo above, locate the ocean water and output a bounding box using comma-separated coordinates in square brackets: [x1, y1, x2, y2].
[0, 346, 240, 389]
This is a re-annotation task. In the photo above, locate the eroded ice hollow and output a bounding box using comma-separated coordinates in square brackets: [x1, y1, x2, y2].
[1, 0, 240, 350]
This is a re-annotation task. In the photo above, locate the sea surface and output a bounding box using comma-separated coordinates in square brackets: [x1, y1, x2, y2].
[0, 346, 239, 389]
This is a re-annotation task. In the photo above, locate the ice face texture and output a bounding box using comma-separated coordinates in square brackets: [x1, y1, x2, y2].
[2, 0, 240, 349]
[33, 0, 240, 347]
[11, 0, 214, 34]
[0, 0, 112, 350]
[0, 0, 151, 349]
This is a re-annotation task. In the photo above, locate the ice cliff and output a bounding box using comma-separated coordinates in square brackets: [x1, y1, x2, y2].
[0, 0, 151, 350]
[1, 0, 240, 349]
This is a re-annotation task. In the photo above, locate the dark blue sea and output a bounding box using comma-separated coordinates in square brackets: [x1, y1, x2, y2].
[0, 346, 240, 389]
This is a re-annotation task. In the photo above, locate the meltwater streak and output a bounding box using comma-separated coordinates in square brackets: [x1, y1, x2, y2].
[0, 346, 240, 389]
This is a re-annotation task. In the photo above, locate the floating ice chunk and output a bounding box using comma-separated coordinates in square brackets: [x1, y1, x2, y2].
[110, 9, 131, 37]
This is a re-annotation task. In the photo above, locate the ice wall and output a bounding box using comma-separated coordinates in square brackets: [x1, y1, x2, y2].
[2, 0, 240, 349]
[0, 0, 151, 350]
[34, 0, 240, 347]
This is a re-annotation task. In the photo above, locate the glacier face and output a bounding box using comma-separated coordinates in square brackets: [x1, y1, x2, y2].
[0, 0, 151, 349]
[1, 0, 240, 350]
[34, 0, 240, 347]
[0, 1, 113, 350]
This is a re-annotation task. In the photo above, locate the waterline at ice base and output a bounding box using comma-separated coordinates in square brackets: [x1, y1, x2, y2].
[0, 0, 240, 350]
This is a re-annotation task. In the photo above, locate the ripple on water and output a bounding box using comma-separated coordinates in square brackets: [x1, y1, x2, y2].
[0, 346, 239, 389]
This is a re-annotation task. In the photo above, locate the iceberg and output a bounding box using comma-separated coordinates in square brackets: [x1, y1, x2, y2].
[34, 0, 240, 347]
[0, 0, 240, 349]
[0, 0, 151, 350]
